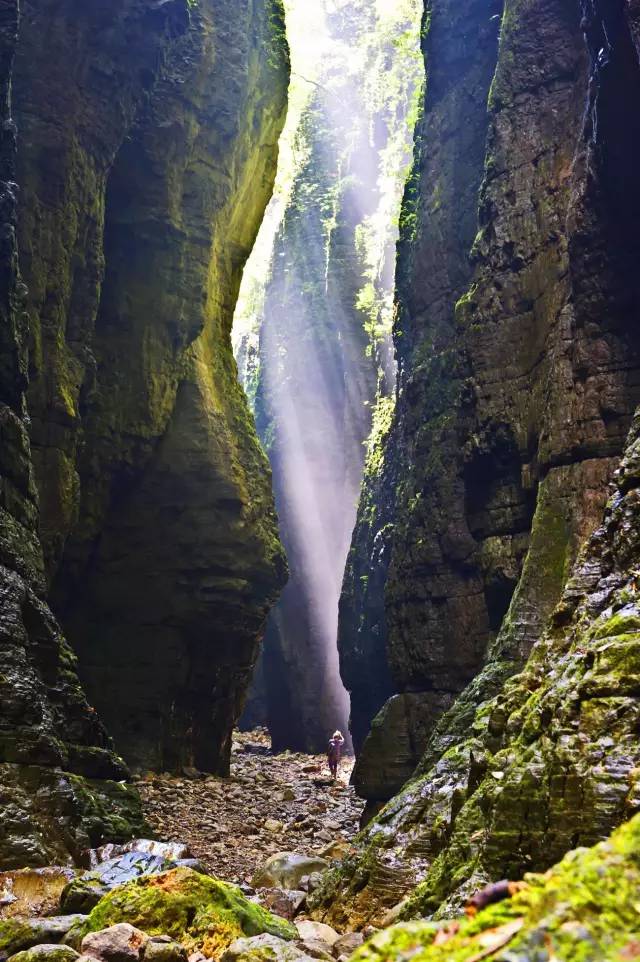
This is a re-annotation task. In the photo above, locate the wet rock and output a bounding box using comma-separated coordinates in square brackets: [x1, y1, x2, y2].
[61, 855, 175, 914]
[81, 925, 148, 962]
[85, 844, 190, 871]
[0, 871, 77, 920]
[8, 946, 80, 962]
[221, 935, 315, 962]
[253, 857, 329, 893]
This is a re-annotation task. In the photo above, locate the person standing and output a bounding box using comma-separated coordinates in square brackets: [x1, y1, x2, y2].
[327, 730, 345, 780]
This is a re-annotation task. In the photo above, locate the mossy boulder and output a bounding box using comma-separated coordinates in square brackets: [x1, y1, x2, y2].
[0, 919, 85, 962]
[221, 934, 316, 962]
[351, 813, 640, 962]
[67, 869, 296, 960]
[8, 947, 79, 962]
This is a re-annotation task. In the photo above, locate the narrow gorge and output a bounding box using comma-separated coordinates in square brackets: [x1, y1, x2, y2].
[1, 1, 640, 961]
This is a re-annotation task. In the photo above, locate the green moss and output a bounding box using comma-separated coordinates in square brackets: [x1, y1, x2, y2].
[0, 920, 39, 958]
[591, 609, 640, 640]
[353, 814, 640, 962]
[70, 868, 296, 960]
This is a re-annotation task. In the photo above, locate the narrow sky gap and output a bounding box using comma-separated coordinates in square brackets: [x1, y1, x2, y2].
[233, 0, 422, 748]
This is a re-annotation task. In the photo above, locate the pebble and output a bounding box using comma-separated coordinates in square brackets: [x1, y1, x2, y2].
[139, 729, 363, 888]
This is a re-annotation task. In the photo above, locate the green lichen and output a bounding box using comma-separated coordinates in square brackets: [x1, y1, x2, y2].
[354, 814, 640, 962]
[69, 868, 296, 960]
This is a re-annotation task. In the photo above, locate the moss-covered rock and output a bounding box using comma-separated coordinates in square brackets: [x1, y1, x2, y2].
[351, 813, 640, 962]
[315, 0, 640, 932]
[8, 947, 79, 962]
[0, 919, 84, 962]
[11, 0, 289, 778]
[68, 869, 296, 961]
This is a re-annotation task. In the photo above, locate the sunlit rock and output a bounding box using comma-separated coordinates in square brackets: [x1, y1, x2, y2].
[252, 856, 329, 892]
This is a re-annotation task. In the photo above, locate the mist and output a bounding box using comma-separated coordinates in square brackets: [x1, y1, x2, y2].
[233, 0, 422, 751]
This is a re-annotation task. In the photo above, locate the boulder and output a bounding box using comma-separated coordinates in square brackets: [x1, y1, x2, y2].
[258, 892, 305, 923]
[68, 868, 296, 959]
[0, 870, 77, 920]
[352, 693, 454, 804]
[0, 918, 86, 961]
[293, 925, 338, 949]
[7, 946, 79, 962]
[331, 935, 362, 959]
[81, 925, 148, 962]
[221, 934, 315, 962]
[294, 943, 332, 961]
[141, 937, 187, 962]
[252, 857, 329, 892]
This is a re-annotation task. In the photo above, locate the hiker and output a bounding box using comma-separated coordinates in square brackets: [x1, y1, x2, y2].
[327, 730, 345, 780]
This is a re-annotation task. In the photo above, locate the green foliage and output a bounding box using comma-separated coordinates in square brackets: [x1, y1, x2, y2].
[266, 0, 290, 73]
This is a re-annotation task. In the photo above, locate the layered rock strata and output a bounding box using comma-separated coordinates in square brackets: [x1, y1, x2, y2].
[350, 812, 640, 962]
[12, 0, 289, 774]
[315, 0, 640, 926]
[346, 0, 640, 799]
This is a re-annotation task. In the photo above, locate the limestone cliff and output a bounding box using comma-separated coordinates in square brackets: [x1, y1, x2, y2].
[0, 0, 288, 865]
[315, 0, 640, 928]
[12, 0, 289, 774]
[0, 0, 144, 868]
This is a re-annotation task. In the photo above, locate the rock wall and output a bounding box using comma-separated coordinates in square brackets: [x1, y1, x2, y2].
[314, 0, 640, 928]
[0, 0, 144, 868]
[12, 0, 289, 774]
[343, 0, 504, 792]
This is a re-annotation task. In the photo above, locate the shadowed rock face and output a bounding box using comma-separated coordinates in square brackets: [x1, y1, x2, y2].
[312, 0, 640, 929]
[12, 0, 289, 774]
[345, 0, 505, 796]
[0, 0, 288, 864]
[0, 0, 144, 868]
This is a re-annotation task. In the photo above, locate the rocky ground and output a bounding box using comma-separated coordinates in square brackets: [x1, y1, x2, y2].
[138, 730, 363, 887]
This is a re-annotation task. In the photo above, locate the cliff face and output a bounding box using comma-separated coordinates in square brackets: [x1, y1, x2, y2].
[238, 0, 422, 752]
[0, 0, 288, 865]
[12, 0, 289, 774]
[0, 0, 144, 868]
[344, 0, 503, 798]
[313, 0, 640, 928]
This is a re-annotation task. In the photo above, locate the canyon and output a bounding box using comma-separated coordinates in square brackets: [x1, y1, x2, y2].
[1, 0, 640, 960]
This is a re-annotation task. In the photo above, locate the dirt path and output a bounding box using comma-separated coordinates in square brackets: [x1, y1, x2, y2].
[138, 729, 363, 886]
